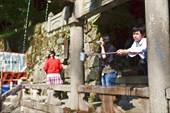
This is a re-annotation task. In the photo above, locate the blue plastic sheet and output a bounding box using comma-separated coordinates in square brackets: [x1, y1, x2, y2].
[2, 84, 17, 94]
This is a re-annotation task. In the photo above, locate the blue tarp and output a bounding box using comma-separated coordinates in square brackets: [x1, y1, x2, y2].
[2, 84, 17, 94]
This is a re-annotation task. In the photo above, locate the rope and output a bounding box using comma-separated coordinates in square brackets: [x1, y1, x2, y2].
[45, 0, 50, 21]
[23, 0, 31, 53]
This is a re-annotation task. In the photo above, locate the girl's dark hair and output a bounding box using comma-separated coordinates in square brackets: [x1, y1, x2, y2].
[101, 35, 110, 44]
[133, 24, 146, 35]
[50, 51, 56, 56]
[47, 51, 56, 58]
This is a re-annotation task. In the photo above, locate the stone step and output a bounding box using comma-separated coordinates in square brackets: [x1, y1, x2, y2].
[3, 95, 18, 109]
[4, 95, 18, 102]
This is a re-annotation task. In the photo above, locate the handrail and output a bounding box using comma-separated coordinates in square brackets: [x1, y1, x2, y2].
[22, 83, 149, 98]
[2, 83, 151, 113]
[78, 85, 149, 98]
[1, 84, 22, 101]
[23, 84, 71, 91]
[2, 83, 149, 102]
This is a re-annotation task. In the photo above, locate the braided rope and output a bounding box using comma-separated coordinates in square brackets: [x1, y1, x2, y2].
[23, 0, 31, 52]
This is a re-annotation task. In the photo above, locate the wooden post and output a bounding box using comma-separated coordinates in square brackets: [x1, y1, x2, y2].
[101, 95, 124, 113]
[70, 21, 84, 110]
[69, 0, 85, 111]
[145, 0, 170, 113]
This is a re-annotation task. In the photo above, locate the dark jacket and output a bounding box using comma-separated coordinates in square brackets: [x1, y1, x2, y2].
[99, 44, 117, 72]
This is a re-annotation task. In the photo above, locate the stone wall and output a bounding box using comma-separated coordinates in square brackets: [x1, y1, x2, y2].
[26, 20, 100, 84]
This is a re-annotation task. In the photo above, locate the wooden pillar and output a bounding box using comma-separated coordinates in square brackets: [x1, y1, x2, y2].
[70, 22, 84, 110]
[145, 0, 170, 113]
[69, 0, 84, 110]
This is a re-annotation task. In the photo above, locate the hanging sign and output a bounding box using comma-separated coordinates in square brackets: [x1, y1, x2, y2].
[0, 52, 27, 72]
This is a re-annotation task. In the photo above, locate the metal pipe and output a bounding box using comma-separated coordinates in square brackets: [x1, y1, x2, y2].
[86, 51, 117, 56]
[80, 52, 117, 62]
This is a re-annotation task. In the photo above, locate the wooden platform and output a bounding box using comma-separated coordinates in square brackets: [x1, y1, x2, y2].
[115, 76, 148, 86]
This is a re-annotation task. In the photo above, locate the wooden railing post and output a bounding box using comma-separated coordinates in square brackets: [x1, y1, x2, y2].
[100, 95, 124, 113]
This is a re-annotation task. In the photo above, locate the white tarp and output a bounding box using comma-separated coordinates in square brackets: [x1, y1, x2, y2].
[0, 52, 27, 72]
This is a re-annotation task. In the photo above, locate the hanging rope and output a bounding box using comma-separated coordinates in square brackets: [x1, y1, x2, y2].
[45, 0, 50, 21]
[23, 0, 31, 53]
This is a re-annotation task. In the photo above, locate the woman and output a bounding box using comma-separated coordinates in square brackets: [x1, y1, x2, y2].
[44, 51, 63, 84]
[98, 35, 117, 86]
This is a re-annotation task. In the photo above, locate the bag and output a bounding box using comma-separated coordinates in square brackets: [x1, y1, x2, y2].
[102, 65, 116, 74]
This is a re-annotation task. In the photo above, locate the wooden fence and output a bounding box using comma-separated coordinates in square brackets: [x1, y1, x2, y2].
[1, 78, 170, 113]
[1, 82, 150, 113]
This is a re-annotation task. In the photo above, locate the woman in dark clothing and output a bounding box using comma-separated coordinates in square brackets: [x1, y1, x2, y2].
[98, 35, 117, 86]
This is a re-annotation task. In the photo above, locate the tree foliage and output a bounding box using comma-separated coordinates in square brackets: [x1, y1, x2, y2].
[0, 0, 64, 35]
[0, 0, 28, 33]
[0, 0, 65, 52]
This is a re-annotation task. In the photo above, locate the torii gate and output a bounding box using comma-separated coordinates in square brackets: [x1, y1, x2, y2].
[50, 0, 170, 112]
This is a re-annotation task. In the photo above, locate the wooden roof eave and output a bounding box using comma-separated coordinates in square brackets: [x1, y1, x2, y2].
[77, 0, 130, 20]
[49, 0, 75, 4]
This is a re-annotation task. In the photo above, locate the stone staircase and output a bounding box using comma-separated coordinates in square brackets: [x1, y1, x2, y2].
[2, 95, 21, 113]
[2, 94, 149, 113]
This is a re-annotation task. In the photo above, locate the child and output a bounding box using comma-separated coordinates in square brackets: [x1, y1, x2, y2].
[117, 24, 147, 75]
[44, 50, 63, 84]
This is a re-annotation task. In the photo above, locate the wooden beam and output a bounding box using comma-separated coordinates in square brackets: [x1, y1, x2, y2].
[23, 84, 149, 97]
[78, 85, 149, 98]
